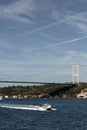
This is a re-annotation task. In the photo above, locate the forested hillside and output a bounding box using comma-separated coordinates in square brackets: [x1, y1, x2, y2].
[0, 83, 87, 98]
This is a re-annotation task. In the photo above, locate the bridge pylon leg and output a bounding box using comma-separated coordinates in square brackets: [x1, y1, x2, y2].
[72, 64, 79, 86]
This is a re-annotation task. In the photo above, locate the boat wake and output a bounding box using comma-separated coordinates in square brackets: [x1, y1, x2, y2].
[0, 103, 56, 111]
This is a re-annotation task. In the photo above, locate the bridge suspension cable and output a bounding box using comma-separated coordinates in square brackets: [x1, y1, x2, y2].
[80, 65, 87, 75]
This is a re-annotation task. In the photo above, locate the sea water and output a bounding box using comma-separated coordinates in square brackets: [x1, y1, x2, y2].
[0, 98, 87, 130]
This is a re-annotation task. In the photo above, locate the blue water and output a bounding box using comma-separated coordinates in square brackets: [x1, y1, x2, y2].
[0, 98, 87, 130]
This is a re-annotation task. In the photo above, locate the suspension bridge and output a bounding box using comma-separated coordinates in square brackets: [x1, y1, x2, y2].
[0, 64, 86, 86]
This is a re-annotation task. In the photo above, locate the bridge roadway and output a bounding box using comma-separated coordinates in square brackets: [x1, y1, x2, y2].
[0, 80, 51, 84]
[0, 80, 74, 86]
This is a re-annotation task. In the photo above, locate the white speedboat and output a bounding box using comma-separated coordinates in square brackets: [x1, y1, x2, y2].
[42, 103, 52, 110]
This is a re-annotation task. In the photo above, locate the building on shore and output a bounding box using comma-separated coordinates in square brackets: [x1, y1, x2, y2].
[77, 88, 87, 98]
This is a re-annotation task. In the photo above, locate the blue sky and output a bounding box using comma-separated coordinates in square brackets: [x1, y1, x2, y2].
[0, 0, 87, 84]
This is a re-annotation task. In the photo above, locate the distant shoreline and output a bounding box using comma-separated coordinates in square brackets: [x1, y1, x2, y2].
[0, 83, 87, 99]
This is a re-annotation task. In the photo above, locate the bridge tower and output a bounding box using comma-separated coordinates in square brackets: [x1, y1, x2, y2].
[72, 64, 79, 85]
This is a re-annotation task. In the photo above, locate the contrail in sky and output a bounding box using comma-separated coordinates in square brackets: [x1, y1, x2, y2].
[9, 10, 87, 48]
[9, 20, 61, 40]
[9, 16, 71, 40]
[50, 35, 87, 47]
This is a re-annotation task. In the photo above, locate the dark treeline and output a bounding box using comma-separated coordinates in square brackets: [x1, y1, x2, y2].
[0, 83, 87, 98]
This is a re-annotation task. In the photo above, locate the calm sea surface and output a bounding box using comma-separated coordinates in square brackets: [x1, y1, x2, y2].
[0, 98, 87, 130]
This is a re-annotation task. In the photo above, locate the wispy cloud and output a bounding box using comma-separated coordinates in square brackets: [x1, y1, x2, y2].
[9, 11, 87, 40]
[65, 11, 87, 33]
[0, 0, 35, 24]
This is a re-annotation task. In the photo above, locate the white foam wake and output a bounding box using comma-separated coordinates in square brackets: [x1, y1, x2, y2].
[0, 104, 49, 111]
